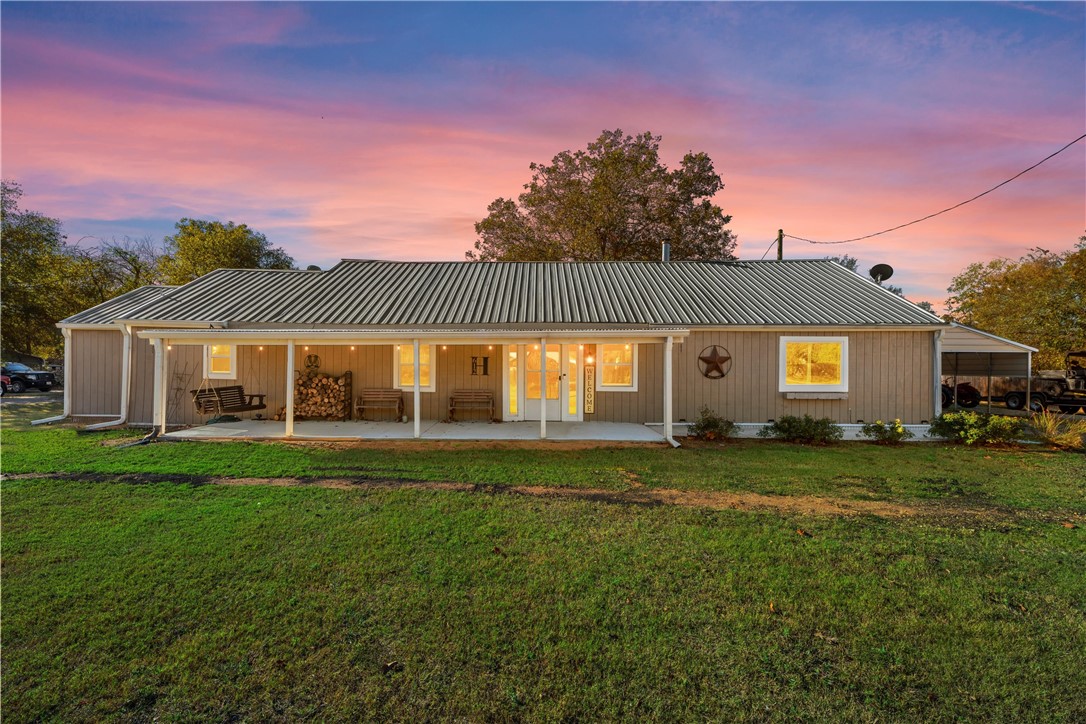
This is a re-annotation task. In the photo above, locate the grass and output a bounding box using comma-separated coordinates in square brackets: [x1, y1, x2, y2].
[3, 410, 1083, 513]
[3, 400, 1085, 720]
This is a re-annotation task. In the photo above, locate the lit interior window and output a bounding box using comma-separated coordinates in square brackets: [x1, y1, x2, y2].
[396, 344, 434, 391]
[598, 344, 635, 388]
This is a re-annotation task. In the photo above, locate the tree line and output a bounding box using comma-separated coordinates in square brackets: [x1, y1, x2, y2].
[1, 180, 294, 358]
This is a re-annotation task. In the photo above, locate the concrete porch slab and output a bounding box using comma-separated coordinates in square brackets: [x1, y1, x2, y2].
[164, 419, 666, 443]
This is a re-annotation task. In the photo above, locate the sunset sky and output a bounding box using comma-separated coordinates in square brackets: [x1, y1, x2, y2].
[2, 1, 1083, 308]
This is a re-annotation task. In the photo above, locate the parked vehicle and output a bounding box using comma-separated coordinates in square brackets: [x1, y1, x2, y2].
[0, 362, 58, 393]
[1, 374, 9, 396]
[1003, 351, 1086, 414]
[941, 381, 981, 408]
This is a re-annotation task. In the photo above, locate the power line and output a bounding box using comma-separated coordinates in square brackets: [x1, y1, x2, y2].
[759, 237, 778, 260]
[785, 132, 1086, 246]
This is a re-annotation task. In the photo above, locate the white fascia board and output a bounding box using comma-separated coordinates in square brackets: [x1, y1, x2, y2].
[947, 323, 1038, 352]
[135, 328, 691, 345]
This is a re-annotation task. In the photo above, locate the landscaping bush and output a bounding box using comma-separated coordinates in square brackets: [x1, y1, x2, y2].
[757, 415, 843, 445]
[859, 418, 914, 445]
[928, 411, 1023, 446]
[1026, 410, 1086, 450]
[687, 406, 735, 441]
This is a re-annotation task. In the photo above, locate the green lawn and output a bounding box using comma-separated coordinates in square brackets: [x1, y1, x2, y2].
[3, 402, 1085, 721]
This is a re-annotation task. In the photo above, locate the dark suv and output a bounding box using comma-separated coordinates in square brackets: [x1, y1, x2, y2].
[0, 362, 58, 393]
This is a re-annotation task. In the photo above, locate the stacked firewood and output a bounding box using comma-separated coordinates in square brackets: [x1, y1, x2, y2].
[273, 370, 353, 421]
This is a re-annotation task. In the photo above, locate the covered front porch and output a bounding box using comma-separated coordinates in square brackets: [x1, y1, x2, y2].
[165, 419, 666, 442]
[137, 327, 688, 444]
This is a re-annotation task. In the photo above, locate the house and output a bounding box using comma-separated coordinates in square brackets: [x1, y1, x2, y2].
[51, 259, 951, 443]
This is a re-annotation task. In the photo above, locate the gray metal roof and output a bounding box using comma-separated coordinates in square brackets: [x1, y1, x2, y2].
[65, 260, 945, 328]
[60, 285, 177, 325]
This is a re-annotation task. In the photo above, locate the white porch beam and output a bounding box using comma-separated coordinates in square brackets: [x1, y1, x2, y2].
[285, 340, 295, 437]
[540, 338, 547, 440]
[413, 339, 421, 439]
[664, 335, 675, 444]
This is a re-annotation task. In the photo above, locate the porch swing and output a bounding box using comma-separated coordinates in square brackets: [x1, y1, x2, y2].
[190, 346, 267, 421]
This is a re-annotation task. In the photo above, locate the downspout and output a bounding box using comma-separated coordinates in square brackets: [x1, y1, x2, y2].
[85, 323, 133, 430]
[932, 328, 943, 422]
[31, 327, 73, 425]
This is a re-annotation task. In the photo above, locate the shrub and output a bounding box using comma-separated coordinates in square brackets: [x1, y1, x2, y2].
[928, 411, 1023, 446]
[859, 419, 914, 445]
[687, 406, 736, 441]
[1026, 410, 1086, 450]
[757, 415, 843, 445]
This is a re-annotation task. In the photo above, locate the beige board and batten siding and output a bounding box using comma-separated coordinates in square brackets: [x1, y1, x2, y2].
[68, 329, 124, 416]
[586, 343, 664, 424]
[674, 329, 935, 425]
[128, 332, 287, 426]
[291, 344, 502, 421]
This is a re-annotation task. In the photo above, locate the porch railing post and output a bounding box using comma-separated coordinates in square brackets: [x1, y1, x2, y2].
[285, 340, 295, 437]
[664, 336, 674, 442]
[540, 338, 547, 440]
[413, 339, 421, 439]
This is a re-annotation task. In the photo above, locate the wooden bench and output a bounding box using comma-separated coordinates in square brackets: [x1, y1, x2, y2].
[191, 385, 267, 415]
[356, 388, 404, 420]
[448, 389, 494, 422]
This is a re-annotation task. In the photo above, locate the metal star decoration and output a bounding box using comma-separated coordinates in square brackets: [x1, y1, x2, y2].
[698, 346, 732, 379]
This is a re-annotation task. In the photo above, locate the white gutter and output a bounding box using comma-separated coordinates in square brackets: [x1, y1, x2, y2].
[31, 328, 73, 425]
[84, 323, 133, 430]
[135, 328, 691, 345]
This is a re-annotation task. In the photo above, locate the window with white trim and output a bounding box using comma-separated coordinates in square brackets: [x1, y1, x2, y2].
[204, 344, 237, 380]
[779, 336, 848, 392]
[394, 344, 435, 391]
[596, 343, 637, 391]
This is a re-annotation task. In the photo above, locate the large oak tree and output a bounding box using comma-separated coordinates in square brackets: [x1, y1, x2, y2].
[468, 130, 736, 261]
[159, 218, 294, 285]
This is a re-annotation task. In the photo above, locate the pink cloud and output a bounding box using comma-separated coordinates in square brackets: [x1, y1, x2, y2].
[3, 26, 1081, 314]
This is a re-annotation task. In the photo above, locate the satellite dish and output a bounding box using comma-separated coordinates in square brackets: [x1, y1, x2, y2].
[869, 264, 894, 283]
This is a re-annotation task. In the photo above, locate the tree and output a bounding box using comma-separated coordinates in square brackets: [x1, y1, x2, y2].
[468, 130, 737, 261]
[944, 238, 1086, 370]
[159, 218, 294, 285]
[1, 180, 72, 356]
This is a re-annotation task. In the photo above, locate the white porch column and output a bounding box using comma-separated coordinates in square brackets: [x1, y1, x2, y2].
[285, 340, 295, 437]
[539, 338, 547, 440]
[932, 329, 943, 421]
[158, 339, 169, 434]
[413, 339, 421, 439]
[664, 336, 674, 442]
[152, 338, 164, 431]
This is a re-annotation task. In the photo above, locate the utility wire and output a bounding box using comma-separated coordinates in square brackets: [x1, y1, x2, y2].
[785, 133, 1086, 245]
[759, 237, 778, 260]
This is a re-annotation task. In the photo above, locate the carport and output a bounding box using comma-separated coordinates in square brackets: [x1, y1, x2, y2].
[940, 323, 1036, 410]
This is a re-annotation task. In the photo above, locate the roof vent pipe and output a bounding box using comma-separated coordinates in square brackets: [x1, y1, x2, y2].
[661, 242, 671, 262]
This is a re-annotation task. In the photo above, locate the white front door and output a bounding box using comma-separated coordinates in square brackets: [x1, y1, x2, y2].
[506, 344, 582, 422]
